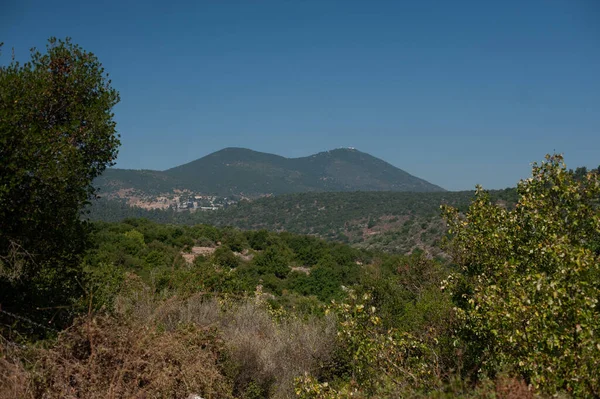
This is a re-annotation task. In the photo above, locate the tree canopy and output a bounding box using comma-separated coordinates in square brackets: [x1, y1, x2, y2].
[442, 154, 600, 396]
[0, 38, 120, 331]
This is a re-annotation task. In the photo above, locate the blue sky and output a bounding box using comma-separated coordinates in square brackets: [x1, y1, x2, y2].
[2, 0, 599, 190]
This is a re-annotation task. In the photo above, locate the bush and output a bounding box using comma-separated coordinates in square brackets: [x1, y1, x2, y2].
[213, 246, 241, 268]
[221, 228, 248, 252]
[296, 291, 443, 397]
[252, 246, 292, 279]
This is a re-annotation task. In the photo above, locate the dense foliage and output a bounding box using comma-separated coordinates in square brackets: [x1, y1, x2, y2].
[0, 38, 120, 332]
[4, 153, 598, 397]
[442, 155, 600, 396]
[0, 216, 460, 397]
[84, 220, 371, 308]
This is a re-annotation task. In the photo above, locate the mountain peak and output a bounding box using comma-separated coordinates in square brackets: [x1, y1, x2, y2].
[98, 147, 445, 196]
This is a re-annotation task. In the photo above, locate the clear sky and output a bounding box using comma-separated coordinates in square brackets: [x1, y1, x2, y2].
[2, 0, 599, 190]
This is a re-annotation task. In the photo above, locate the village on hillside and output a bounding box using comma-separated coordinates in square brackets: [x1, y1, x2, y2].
[103, 188, 239, 211]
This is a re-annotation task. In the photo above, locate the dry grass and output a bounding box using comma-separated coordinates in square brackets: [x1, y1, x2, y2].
[111, 274, 337, 398]
[1, 315, 233, 399]
[218, 301, 336, 398]
[114, 282, 337, 399]
[1, 274, 336, 399]
[495, 375, 534, 399]
[0, 337, 34, 399]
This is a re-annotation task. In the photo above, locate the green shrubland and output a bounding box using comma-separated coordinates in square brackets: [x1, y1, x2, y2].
[2, 38, 598, 399]
[5, 160, 599, 397]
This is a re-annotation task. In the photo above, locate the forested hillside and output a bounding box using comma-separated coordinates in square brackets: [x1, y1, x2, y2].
[88, 189, 518, 255]
[4, 218, 459, 398]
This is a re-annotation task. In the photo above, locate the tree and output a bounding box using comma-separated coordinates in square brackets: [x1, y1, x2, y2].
[213, 246, 241, 269]
[253, 246, 291, 278]
[0, 38, 120, 332]
[571, 166, 588, 180]
[442, 154, 600, 396]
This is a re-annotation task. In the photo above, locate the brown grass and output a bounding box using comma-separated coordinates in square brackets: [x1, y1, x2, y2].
[219, 301, 336, 398]
[3, 315, 233, 399]
[1, 274, 337, 399]
[0, 337, 34, 399]
[495, 375, 534, 399]
[113, 284, 337, 399]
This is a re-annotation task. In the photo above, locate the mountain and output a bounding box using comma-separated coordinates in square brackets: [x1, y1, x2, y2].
[95, 147, 445, 197]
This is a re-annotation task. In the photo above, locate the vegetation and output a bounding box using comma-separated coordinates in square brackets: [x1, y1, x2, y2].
[83, 219, 367, 306]
[442, 155, 600, 396]
[0, 37, 120, 332]
[89, 188, 518, 256]
[3, 155, 599, 398]
[2, 37, 598, 399]
[1, 217, 455, 398]
[97, 168, 183, 195]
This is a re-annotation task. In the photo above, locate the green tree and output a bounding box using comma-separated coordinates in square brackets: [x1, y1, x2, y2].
[0, 38, 120, 332]
[442, 154, 600, 396]
[246, 229, 270, 250]
[252, 246, 291, 278]
[212, 246, 240, 269]
[220, 227, 247, 252]
[572, 166, 588, 180]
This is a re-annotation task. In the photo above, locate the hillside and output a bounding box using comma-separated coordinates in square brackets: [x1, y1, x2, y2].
[95, 168, 184, 195]
[87, 188, 518, 256]
[95, 147, 445, 199]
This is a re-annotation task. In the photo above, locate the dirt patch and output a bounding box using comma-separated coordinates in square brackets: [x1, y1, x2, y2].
[182, 246, 217, 264]
[234, 250, 254, 262]
[290, 266, 310, 275]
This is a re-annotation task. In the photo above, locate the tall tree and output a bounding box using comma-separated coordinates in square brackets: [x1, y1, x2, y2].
[0, 38, 120, 333]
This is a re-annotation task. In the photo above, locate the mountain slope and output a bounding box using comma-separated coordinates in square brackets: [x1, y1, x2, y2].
[164, 147, 312, 195]
[290, 148, 443, 192]
[95, 169, 184, 195]
[97, 147, 445, 197]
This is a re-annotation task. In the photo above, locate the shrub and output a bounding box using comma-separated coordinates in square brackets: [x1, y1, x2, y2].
[252, 246, 292, 278]
[221, 228, 248, 252]
[220, 300, 336, 399]
[296, 291, 443, 398]
[213, 246, 241, 268]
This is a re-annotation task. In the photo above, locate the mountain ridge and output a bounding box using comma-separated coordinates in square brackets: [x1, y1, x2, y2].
[96, 147, 445, 197]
